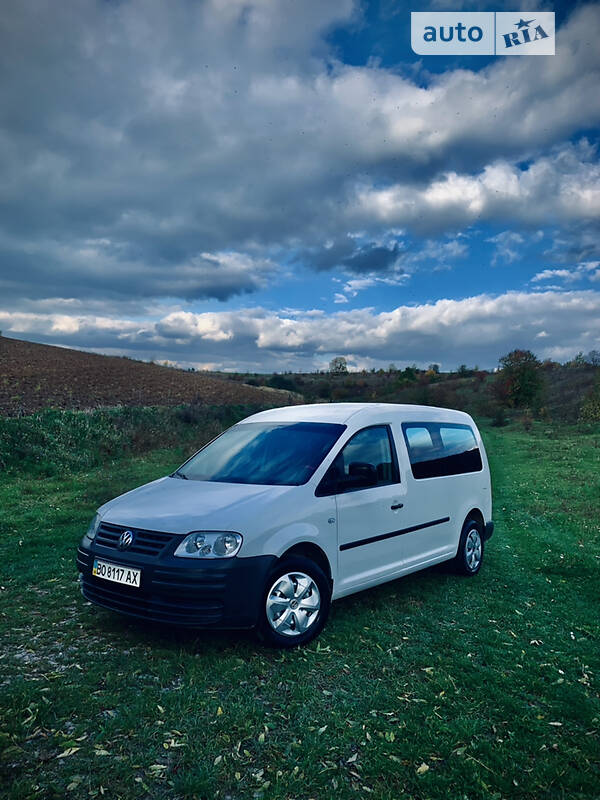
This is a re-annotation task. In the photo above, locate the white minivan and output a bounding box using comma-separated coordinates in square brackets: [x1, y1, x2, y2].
[77, 403, 493, 647]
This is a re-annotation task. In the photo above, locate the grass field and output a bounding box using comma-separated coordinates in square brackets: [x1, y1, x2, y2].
[1, 422, 599, 799]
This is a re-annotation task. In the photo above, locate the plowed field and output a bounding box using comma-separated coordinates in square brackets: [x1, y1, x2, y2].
[0, 336, 282, 416]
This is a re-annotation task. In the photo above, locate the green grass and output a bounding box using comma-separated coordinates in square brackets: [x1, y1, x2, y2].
[0, 422, 599, 799]
[0, 404, 268, 476]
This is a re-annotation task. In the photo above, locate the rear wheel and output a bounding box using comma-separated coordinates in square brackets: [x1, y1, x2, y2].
[257, 556, 331, 648]
[453, 518, 484, 575]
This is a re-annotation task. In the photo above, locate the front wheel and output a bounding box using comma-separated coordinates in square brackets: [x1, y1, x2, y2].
[453, 518, 484, 575]
[257, 556, 331, 648]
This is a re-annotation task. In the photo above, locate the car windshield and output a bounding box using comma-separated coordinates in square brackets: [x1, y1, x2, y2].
[175, 422, 346, 486]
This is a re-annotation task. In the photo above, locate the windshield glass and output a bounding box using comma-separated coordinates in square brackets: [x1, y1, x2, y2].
[176, 422, 346, 486]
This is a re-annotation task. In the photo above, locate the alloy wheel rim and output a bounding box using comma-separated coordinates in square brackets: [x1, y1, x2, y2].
[266, 571, 321, 636]
[465, 528, 482, 570]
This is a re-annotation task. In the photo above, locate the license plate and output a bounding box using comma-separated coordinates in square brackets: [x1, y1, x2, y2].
[92, 559, 141, 588]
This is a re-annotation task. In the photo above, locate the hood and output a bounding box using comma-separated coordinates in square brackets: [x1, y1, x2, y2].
[99, 475, 295, 535]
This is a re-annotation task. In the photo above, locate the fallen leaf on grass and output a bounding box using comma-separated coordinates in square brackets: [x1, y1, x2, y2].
[56, 747, 80, 758]
[416, 762, 429, 775]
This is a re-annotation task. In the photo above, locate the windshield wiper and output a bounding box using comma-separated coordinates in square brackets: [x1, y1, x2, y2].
[171, 469, 188, 480]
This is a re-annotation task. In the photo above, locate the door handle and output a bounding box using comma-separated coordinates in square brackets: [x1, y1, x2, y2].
[391, 503, 404, 510]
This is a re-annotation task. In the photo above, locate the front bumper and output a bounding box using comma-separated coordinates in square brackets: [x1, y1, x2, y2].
[484, 520, 494, 541]
[77, 536, 276, 629]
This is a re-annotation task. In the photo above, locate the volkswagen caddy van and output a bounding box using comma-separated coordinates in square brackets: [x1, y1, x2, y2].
[77, 403, 493, 647]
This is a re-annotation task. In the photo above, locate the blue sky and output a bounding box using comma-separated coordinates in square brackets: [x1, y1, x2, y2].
[0, 0, 599, 371]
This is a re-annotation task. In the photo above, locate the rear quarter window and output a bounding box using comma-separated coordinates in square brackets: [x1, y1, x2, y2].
[402, 422, 482, 479]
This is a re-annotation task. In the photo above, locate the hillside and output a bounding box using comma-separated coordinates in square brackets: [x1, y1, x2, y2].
[0, 336, 280, 416]
[2, 335, 597, 420]
[215, 363, 600, 422]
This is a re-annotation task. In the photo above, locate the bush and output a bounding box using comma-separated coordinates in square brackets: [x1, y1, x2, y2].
[579, 376, 600, 422]
[491, 406, 509, 427]
[521, 411, 534, 432]
[0, 404, 267, 476]
[268, 374, 298, 392]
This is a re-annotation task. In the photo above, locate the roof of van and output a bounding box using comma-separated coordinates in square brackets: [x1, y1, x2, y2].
[241, 403, 475, 427]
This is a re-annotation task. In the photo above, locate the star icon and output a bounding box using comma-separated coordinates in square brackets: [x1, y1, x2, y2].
[515, 18, 535, 29]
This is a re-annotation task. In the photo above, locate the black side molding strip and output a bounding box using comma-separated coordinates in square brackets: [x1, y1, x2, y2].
[339, 516, 451, 552]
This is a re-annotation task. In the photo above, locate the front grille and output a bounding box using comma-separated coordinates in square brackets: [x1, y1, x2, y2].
[80, 575, 224, 626]
[96, 523, 176, 557]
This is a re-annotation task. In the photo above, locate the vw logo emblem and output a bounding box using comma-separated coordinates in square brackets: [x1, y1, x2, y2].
[118, 530, 134, 550]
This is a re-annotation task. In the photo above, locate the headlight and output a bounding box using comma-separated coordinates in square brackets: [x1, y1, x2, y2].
[174, 531, 242, 559]
[85, 512, 102, 541]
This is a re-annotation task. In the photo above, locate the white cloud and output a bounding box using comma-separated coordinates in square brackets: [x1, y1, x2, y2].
[3, 290, 599, 371]
[353, 141, 600, 232]
[487, 231, 524, 265]
[408, 237, 469, 266]
[532, 261, 600, 284]
[532, 268, 578, 283]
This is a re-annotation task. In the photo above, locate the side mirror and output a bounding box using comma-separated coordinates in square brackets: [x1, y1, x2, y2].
[341, 462, 378, 490]
[316, 461, 378, 496]
[315, 465, 342, 496]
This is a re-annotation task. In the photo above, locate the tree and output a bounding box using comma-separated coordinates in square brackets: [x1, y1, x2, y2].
[585, 350, 600, 366]
[497, 349, 544, 410]
[428, 363, 440, 374]
[329, 356, 348, 374]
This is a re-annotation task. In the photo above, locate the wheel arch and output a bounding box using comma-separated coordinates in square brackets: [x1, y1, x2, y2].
[452, 508, 485, 558]
[464, 507, 484, 530]
[279, 542, 333, 586]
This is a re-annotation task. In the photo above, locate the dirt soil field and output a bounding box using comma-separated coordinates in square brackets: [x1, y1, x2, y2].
[0, 336, 286, 416]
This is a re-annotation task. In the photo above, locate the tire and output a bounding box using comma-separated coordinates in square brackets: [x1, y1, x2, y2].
[256, 556, 331, 648]
[453, 517, 484, 576]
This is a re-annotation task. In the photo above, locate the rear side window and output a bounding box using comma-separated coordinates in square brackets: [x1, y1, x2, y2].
[402, 422, 482, 479]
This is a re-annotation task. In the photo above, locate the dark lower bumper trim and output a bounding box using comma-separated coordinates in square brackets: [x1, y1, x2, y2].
[81, 577, 226, 627]
[484, 521, 494, 540]
[77, 547, 276, 629]
[340, 516, 451, 552]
